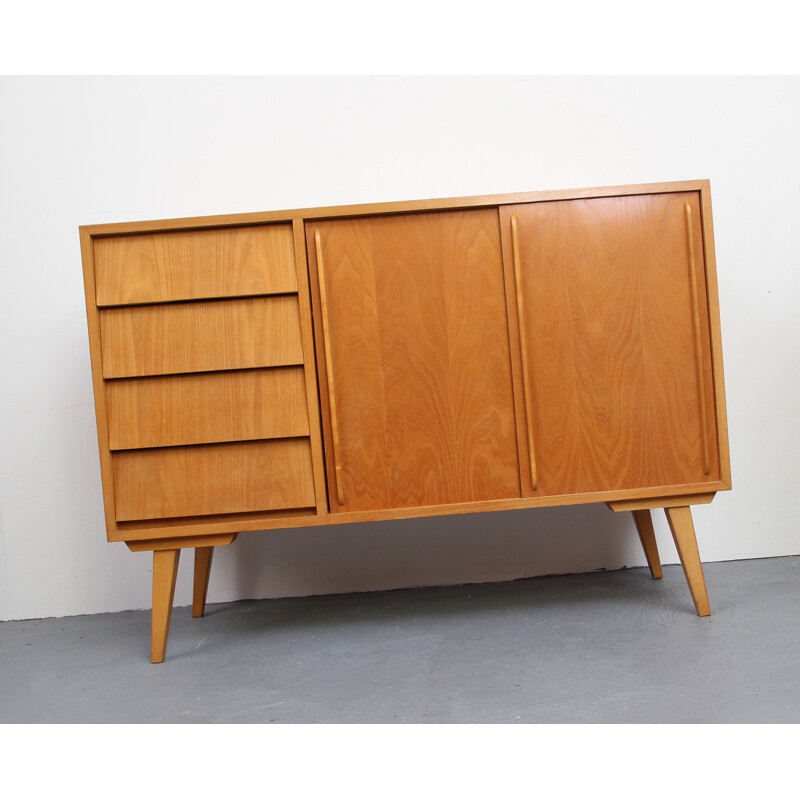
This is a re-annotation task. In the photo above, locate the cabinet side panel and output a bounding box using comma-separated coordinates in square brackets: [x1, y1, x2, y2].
[308, 209, 521, 512]
[699, 183, 731, 487]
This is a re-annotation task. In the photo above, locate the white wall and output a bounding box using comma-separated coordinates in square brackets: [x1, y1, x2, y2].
[1, 76, 798, 621]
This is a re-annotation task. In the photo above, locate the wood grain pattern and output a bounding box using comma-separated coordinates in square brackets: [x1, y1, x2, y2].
[80, 180, 710, 238]
[80, 228, 119, 536]
[500, 192, 720, 497]
[684, 202, 711, 474]
[151, 549, 180, 663]
[308, 209, 521, 512]
[94, 224, 296, 306]
[606, 493, 715, 512]
[510, 214, 538, 490]
[99, 296, 304, 378]
[698, 183, 732, 489]
[631, 509, 663, 579]
[292, 218, 330, 514]
[115, 479, 728, 542]
[113, 438, 316, 521]
[192, 546, 214, 618]
[665, 506, 711, 616]
[105, 366, 309, 450]
[126, 533, 238, 551]
[313, 228, 345, 506]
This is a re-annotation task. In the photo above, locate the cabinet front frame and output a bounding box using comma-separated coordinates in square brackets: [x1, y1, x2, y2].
[80, 180, 730, 546]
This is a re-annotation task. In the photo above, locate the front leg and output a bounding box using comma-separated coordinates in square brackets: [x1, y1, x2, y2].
[665, 506, 711, 617]
[151, 549, 181, 663]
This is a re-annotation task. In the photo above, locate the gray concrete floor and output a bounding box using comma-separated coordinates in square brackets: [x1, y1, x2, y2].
[1, 556, 798, 723]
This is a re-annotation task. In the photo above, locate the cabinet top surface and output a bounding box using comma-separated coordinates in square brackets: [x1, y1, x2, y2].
[80, 179, 711, 237]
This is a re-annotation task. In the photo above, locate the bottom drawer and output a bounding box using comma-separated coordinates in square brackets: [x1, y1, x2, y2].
[113, 438, 315, 521]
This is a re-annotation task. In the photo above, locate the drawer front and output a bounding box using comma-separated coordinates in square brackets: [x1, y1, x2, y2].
[113, 438, 316, 521]
[99, 296, 304, 378]
[106, 366, 309, 450]
[94, 224, 297, 306]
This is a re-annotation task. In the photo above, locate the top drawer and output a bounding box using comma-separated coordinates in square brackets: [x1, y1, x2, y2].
[94, 223, 297, 306]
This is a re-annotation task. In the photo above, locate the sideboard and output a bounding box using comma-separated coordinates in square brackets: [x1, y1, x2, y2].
[80, 180, 730, 662]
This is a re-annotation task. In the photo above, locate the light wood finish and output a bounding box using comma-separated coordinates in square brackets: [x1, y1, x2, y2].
[665, 506, 711, 616]
[94, 223, 296, 306]
[78, 181, 731, 660]
[698, 184, 732, 488]
[631, 509, 663, 579]
[113, 481, 727, 542]
[684, 202, 711, 475]
[606, 493, 715, 512]
[510, 214, 538, 490]
[192, 547, 214, 618]
[500, 192, 720, 498]
[80, 228, 119, 531]
[313, 229, 344, 506]
[80, 180, 711, 237]
[292, 219, 329, 514]
[106, 367, 309, 450]
[126, 533, 238, 552]
[307, 209, 521, 512]
[151, 549, 180, 663]
[99, 295, 304, 378]
[113, 438, 316, 521]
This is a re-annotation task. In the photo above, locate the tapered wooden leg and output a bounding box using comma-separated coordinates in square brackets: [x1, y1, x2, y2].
[192, 546, 214, 618]
[151, 549, 180, 663]
[665, 506, 711, 617]
[632, 509, 663, 579]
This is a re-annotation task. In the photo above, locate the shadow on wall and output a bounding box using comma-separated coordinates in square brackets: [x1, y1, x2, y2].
[215, 503, 643, 605]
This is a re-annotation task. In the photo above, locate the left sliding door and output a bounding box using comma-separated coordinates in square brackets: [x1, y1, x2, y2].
[307, 209, 521, 513]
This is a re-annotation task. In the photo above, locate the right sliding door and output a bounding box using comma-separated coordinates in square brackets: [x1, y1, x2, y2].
[500, 191, 720, 498]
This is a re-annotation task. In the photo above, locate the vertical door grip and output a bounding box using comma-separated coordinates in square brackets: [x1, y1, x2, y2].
[511, 215, 539, 490]
[314, 229, 346, 505]
[684, 202, 711, 475]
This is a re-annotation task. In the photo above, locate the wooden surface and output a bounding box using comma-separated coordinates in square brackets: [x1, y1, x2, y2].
[80, 180, 711, 237]
[126, 533, 238, 552]
[631, 509, 663, 579]
[292, 219, 329, 514]
[307, 209, 521, 512]
[106, 366, 309, 449]
[80, 228, 119, 531]
[78, 180, 732, 661]
[500, 192, 720, 497]
[606, 493, 715, 512]
[94, 223, 296, 306]
[698, 184, 732, 488]
[192, 547, 214, 618]
[665, 506, 711, 616]
[112, 438, 316, 520]
[112, 480, 728, 541]
[151, 549, 180, 663]
[99, 295, 304, 378]
[79, 179, 731, 545]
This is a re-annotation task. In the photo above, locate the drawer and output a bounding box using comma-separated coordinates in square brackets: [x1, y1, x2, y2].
[106, 366, 310, 450]
[94, 224, 297, 306]
[99, 295, 304, 378]
[113, 438, 316, 521]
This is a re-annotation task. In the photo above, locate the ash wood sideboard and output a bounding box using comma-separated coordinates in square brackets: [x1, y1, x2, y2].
[80, 180, 731, 663]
